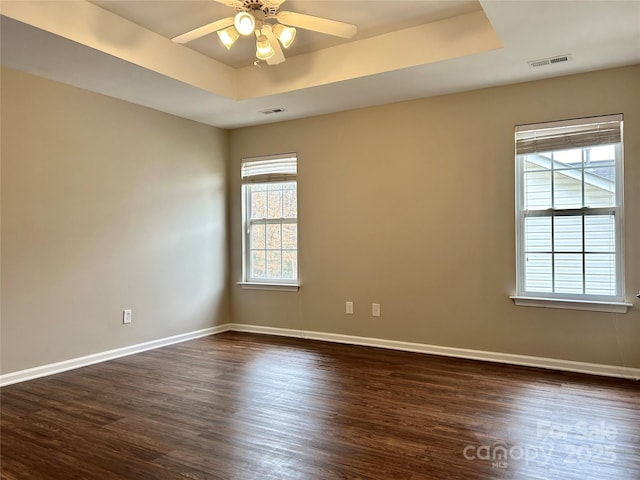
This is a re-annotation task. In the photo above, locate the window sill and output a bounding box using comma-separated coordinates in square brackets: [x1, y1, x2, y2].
[510, 296, 632, 313]
[237, 282, 300, 292]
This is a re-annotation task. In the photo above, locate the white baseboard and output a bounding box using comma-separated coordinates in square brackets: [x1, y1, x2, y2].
[0, 324, 231, 387]
[228, 323, 640, 381]
[2, 322, 638, 387]
[230, 323, 305, 338]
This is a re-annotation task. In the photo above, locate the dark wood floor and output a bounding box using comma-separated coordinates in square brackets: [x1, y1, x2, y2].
[1, 332, 639, 480]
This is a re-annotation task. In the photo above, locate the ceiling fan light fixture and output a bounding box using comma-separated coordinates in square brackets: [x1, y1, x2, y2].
[234, 11, 255, 36]
[273, 24, 296, 48]
[217, 25, 239, 49]
[255, 34, 275, 60]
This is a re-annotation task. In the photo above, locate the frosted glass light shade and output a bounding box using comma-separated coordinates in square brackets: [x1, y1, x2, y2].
[217, 26, 239, 49]
[234, 11, 255, 36]
[273, 24, 296, 48]
[256, 35, 275, 60]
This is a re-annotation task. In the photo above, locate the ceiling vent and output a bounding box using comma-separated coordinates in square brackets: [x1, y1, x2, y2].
[260, 108, 288, 115]
[528, 54, 573, 68]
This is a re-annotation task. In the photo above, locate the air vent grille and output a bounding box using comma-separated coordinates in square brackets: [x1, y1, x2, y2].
[528, 54, 572, 68]
[260, 108, 288, 115]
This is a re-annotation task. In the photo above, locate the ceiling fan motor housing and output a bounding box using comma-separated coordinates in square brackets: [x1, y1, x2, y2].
[240, 0, 278, 18]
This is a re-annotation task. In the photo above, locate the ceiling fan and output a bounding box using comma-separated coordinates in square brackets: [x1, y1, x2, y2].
[171, 0, 357, 66]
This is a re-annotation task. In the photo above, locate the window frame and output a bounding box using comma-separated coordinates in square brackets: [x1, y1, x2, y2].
[511, 115, 631, 313]
[239, 153, 299, 289]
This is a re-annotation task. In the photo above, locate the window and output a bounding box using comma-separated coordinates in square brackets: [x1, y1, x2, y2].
[513, 114, 629, 312]
[241, 154, 298, 286]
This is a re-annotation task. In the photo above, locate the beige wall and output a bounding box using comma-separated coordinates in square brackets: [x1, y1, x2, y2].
[1, 68, 229, 374]
[229, 65, 640, 368]
[2, 65, 638, 377]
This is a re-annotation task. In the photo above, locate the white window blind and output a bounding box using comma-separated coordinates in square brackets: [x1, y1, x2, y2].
[515, 114, 622, 155]
[241, 155, 297, 184]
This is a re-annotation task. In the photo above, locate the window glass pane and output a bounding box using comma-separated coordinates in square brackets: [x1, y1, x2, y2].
[516, 118, 622, 301]
[553, 216, 582, 252]
[243, 156, 297, 284]
[250, 224, 265, 249]
[282, 251, 297, 280]
[553, 169, 582, 209]
[251, 190, 267, 219]
[585, 254, 616, 296]
[251, 251, 266, 279]
[523, 153, 551, 172]
[524, 217, 551, 252]
[585, 215, 615, 253]
[554, 254, 583, 294]
[283, 184, 297, 218]
[267, 224, 282, 249]
[553, 148, 582, 166]
[282, 223, 297, 249]
[588, 145, 615, 162]
[524, 253, 552, 293]
[524, 171, 551, 209]
[267, 189, 283, 219]
[267, 251, 282, 278]
[584, 171, 615, 207]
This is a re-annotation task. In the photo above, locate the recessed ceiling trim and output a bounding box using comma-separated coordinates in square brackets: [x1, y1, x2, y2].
[238, 10, 503, 99]
[1, 2, 502, 104]
[0, 0, 238, 99]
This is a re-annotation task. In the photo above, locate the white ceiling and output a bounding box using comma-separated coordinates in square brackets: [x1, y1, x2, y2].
[1, 1, 639, 129]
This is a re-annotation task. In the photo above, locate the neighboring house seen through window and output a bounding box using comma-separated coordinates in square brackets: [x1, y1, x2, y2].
[513, 114, 629, 312]
[241, 154, 298, 285]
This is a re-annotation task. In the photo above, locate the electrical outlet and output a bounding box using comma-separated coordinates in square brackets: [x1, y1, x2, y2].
[372, 303, 380, 317]
[123, 309, 132, 324]
[346, 301, 354, 315]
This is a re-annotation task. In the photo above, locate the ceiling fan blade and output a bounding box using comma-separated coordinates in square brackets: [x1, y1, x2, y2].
[171, 17, 234, 44]
[263, 26, 285, 65]
[276, 11, 357, 38]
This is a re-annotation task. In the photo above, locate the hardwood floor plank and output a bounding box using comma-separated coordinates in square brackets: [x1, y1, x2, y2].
[2, 332, 639, 479]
